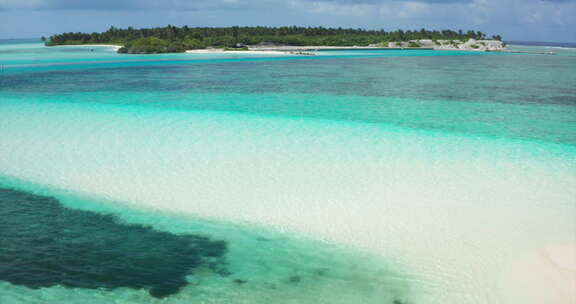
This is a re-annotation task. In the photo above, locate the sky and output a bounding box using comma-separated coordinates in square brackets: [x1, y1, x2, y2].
[0, 0, 575, 42]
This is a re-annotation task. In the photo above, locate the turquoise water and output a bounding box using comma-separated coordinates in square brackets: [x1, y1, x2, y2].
[1, 40, 575, 303]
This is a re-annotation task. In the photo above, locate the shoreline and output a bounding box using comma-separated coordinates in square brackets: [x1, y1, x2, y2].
[185, 49, 293, 55]
[52, 44, 122, 50]
[184, 46, 477, 56]
[47, 39, 506, 55]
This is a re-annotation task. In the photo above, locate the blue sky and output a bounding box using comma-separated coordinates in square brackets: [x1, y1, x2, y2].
[1, 0, 575, 42]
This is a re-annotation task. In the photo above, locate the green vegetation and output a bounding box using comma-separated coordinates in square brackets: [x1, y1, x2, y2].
[47, 25, 499, 54]
[118, 37, 186, 54]
[223, 47, 249, 51]
[116, 37, 207, 54]
[408, 41, 421, 48]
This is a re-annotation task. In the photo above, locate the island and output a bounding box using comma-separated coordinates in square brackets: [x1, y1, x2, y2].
[45, 26, 505, 54]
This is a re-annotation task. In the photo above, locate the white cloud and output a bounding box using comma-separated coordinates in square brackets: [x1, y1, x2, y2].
[396, 1, 430, 17]
[304, 1, 377, 16]
[290, 0, 435, 18]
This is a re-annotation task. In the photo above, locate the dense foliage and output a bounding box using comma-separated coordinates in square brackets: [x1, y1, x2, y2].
[117, 37, 187, 54]
[47, 25, 501, 54]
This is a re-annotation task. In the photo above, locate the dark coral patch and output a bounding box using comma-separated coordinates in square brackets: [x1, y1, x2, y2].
[0, 188, 228, 298]
[287, 275, 301, 284]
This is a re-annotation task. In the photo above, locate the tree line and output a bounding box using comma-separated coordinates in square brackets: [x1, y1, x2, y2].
[45, 25, 502, 53]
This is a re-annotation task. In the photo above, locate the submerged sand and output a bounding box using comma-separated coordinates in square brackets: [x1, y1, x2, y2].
[1, 99, 574, 303]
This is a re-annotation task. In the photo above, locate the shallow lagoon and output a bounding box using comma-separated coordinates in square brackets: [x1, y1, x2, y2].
[0, 40, 575, 303]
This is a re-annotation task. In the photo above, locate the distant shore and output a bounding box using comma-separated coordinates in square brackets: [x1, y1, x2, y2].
[185, 49, 293, 55]
[51, 38, 506, 55]
[54, 44, 121, 50]
[46, 26, 503, 54]
[191, 39, 507, 54]
[191, 41, 503, 55]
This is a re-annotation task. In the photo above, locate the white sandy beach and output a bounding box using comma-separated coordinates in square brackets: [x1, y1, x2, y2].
[186, 49, 293, 55]
[50, 39, 506, 55]
[53, 44, 122, 50]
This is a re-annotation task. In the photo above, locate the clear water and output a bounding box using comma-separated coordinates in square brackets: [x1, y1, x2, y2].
[0, 40, 575, 303]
